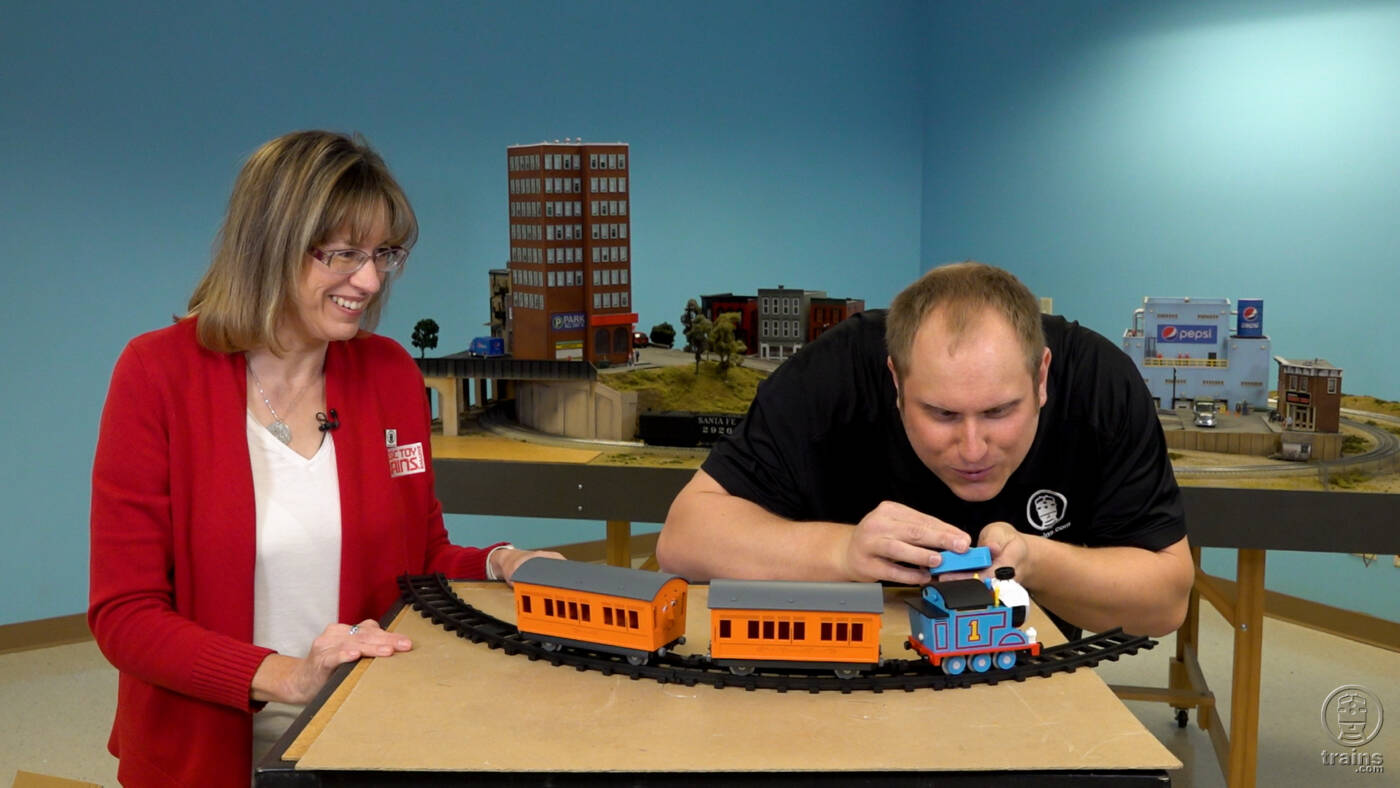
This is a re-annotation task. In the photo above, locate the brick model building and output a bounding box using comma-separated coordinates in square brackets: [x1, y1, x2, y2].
[1274, 357, 1343, 433]
[700, 290, 864, 357]
[506, 141, 637, 364]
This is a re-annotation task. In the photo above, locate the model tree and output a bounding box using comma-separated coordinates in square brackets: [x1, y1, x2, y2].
[649, 322, 676, 348]
[681, 300, 711, 373]
[411, 318, 440, 358]
[710, 312, 747, 376]
[680, 300, 700, 349]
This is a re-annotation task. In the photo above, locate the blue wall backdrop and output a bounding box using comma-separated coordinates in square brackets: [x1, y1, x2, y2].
[1, 0, 1395, 626]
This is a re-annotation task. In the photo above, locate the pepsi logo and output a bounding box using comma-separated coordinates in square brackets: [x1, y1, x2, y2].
[1162, 326, 1177, 340]
[1242, 306, 1259, 321]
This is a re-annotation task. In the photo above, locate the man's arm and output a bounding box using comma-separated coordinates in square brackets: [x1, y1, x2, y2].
[657, 469, 971, 583]
[978, 524, 1193, 637]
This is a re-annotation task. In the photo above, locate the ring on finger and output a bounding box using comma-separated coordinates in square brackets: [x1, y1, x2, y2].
[348, 625, 360, 635]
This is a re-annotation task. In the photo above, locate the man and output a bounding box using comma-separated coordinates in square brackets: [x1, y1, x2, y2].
[657, 262, 1192, 638]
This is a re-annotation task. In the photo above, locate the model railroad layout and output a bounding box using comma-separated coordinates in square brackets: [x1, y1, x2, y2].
[397, 572, 1156, 693]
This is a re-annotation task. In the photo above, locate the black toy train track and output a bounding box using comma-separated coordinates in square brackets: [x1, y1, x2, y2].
[398, 573, 1155, 693]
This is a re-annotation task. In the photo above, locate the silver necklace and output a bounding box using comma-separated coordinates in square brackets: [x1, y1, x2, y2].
[247, 360, 315, 445]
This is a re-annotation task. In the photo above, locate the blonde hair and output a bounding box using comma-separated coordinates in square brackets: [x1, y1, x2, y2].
[886, 261, 1045, 381]
[188, 130, 417, 354]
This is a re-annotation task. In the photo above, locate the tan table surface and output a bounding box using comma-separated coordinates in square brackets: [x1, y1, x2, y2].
[291, 582, 1179, 774]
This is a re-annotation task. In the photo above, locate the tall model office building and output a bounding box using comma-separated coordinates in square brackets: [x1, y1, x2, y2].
[506, 141, 637, 364]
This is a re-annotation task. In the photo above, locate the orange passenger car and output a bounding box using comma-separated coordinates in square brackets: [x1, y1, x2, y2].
[512, 558, 688, 665]
[707, 579, 884, 677]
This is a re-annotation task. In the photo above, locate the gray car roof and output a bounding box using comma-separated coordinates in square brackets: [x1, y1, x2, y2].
[707, 579, 885, 614]
[511, 558, 684, 601]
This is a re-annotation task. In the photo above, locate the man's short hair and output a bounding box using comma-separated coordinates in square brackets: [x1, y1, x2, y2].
[886, 261, 1045, 381]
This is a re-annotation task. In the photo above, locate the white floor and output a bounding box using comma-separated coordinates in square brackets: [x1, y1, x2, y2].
[3, 608, 1395, 787]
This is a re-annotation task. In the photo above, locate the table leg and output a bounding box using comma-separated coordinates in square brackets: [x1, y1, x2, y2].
[1227, 549, 1266, 788]
[606, 520, 631, 567]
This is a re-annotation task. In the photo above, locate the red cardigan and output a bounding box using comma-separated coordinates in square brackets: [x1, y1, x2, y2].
[89, 318, 497, 787]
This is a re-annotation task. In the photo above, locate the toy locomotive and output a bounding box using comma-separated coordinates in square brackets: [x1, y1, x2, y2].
[510, 546, 1040, 678]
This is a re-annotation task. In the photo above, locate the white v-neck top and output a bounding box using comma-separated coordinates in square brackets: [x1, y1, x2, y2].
[245, 411, 342, 759]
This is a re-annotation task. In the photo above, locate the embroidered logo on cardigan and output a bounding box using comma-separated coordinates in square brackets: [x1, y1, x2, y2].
[388, 442, 426, 477]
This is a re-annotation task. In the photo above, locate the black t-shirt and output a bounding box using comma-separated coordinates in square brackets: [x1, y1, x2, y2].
[703, 310, 1186, 553]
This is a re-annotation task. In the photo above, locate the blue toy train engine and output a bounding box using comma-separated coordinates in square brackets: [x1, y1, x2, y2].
[905, 566, 1040, 675]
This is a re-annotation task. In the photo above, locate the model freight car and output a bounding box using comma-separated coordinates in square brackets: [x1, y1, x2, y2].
[512, 558, 688, 665]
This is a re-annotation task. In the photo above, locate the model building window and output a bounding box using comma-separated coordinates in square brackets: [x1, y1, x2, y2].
[1328, 376, 1338, 394]
[618, 154, 625, 168]
[620, 248, 627, 262]
[590, 154, 598, 168]
[619, 177, 626, 192]
[621, 293, 629, 308]
[593, 293, 601, 308]
[621, 270, 628, 285]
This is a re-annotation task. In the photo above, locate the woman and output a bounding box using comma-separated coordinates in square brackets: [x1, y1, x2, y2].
[88, 130, 560, 786]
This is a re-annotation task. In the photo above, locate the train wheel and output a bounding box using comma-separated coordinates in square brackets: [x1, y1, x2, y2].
[970, 654, 992, 673]
[834, 668, 860, 680]
[995, 651, 1017, 670]
[729, 665, 755, 676]
[627, 654, 648, 666]
[540, 642, 559, 652]
[943, 656, 966, 675]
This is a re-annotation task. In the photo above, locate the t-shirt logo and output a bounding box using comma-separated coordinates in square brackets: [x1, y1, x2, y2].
[1026, 489, 1069, 533]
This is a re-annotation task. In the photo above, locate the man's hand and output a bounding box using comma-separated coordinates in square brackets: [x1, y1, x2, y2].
[975, 521, 1034, 584]
[842, 500, 973, 584]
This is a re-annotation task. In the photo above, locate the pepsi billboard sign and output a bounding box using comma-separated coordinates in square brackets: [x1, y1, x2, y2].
[1158, 324, 1217, 344]
[1237, 298, 1264, 337]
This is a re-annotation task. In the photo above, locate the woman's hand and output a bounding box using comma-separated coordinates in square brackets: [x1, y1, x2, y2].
[250, 619, 412, 705]
[491, 548, 567, 585]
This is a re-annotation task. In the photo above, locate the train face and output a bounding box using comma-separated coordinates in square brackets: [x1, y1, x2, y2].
[905, 578, 1039, 675]
[512, 558, 688, 665]
[708, 579, 884, 676]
